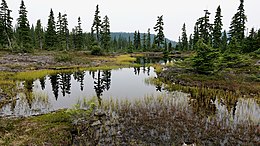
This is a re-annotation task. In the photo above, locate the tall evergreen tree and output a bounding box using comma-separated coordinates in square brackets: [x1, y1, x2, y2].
[198, 10, 211, 44]
[30, 24, 36, 48]
[193, 23, 200, 46]
[100, 15, 111, 52]
[212, 6, 223, 48]
[137, 31, 141, 49]
[45, 9, 56, 49]
[75, 17, 84, 49]
[91, 5, 102, 42]
[142, 33, 146, 51]
[229, 0, 247, 42]
[181, 23, 188, 50]
[154, 15, 164, 48]
[35, 19, 44, 49]
[56, 12, 63, 48]
[221, 30, 228, 52]
[16, 0, 31, 50]
[146, 28, 151, 50]
[134, 31, 138, 50]
[62, 13, 69, 50]
[0, 0, 13, 48]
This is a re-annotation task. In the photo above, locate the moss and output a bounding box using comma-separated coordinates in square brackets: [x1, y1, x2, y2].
[0, 110, 72, 145]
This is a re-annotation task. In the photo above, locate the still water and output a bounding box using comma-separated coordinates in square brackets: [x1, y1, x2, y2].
[1, 67, 166, 116]
[0, 63, 259, 124]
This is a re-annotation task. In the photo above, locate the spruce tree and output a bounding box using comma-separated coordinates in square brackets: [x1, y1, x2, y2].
[17, 0, 31, 50]
[56, 12, 62, 48]
[30, 24, 36, 48]
[137, 31, 141, 49]
[193, 23, 199, 47]
[45, 9, 56, 49]
[0, 0, 13, 48]
[35, 19, 44, 49]
[62, 13, 69, 50]
[212, 6, 223, 48]
[153, 15, 164, 48]
[101, 15, 111, 52]
[91, 5, 102, 42]
[134, 31, 138, 50]
[221, 30, 228, 52]
[198, 10, 211, 44]
[142, 33, 146, 51]
[146, 28, 151, 50]
[181, 23, 188, 50]
[229, 0, 247, 42]
[75, 17, 84, 49]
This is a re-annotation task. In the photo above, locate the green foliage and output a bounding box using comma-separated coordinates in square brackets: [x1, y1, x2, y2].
[213, 6, 223, 48]
[91, 5, 102, 42]
[91, 45, 103, 55]
[45, 9, 57, 49]
[16, 0, 31, 51]
[101, 15, 111, 52]
[180, 23, 188, 50]
[55, 53, 72, 62]
[192, 39, 219, 74]
[153, 15, 164, 48]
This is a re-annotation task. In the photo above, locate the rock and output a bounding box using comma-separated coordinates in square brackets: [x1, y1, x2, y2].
[255, 60, 260, 65]
[91, 120, 102, 127]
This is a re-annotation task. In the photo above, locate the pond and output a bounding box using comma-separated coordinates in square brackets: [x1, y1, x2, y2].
[0, 67, 166, 116]
[0, 58, 259, 125]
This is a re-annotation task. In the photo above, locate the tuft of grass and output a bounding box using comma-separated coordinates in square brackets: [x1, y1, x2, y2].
[13, 70, 60, 81]
[152, 64, 163, 73]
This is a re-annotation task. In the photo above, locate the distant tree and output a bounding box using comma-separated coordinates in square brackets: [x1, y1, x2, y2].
[244, 28, 257, 53]
[188, 34, 193, 50]
[142, 33, 146, 51]
[153, 15, 164, 48]
[30, 24, 36, 48]
[146, 28, 151, 50]
[221, 30, 228, 52]
[212, 6, 223, 48]
[100, 15, 111, 52]
[181, 23, 188, 50]
[0, 0, 13, 49]
[74, 17, 84, 49]
[35, 19, 44, 49]
[134, 31, 138, 50]
[137, 31, 141, 49]
[193, 23, 200, 47]
[16, 0, 31, 51]
[62, 13, 69, 50]
[229, 0, 247, 43]
[45, 9, 56, 49]
[91, 5, 102, 42]
[56, 12, 63, 48]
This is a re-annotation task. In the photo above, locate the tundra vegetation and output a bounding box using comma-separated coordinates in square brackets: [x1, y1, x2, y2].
[0, 0, 259, 145]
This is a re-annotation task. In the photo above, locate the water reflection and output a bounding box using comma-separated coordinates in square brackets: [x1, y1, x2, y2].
[0, 66, 259, 125]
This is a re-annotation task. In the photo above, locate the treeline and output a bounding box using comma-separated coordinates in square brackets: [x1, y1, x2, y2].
[175, 0, 260, 74]
[177, 0, 260, 53]
[0, 0, 170, 54]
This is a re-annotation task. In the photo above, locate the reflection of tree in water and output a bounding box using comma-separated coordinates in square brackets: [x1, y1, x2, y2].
[221, 93, 238, 119]
[189, 88, 217, 117]
[39, 77, 45, 90]
[49, 74, 60, 100]
[90, 71, 95, 79]
[102, 70, 111, 90]
[59, 73, 72, 97]
[134, 67, 140, 75]
[23, 80, 34, 109]
[73, 71, 85, 91]
[93, 70, 105, 104]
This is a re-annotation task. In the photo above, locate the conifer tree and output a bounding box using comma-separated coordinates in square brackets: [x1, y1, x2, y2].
[188, 34, 193, 50]
[45, 9, 56, 49]
[213, 6, 223, 48]
[62, 13, 69, 50]
[137, 31, 141, 49]
[56, 12, 62, 48]
[101, 15, 111, 52]
[142, 33, 146, 51]
[229, 0, 247, 42]
[181, 23, 188, 50]
[35, 19, 44, 49]
[221, 30, 228, 52]
[154, 15, 164, 48]
[198, 10, 211, 44]
[17, 0, 31, 50]
[75, 17, 84, 49]
[30, 24, 36, 48]
[0, 0, 13, 48]
[91, 5, 102, 42]
[134, 31, 138, 50]
[146, 28, 151, 50]
[193, 23, 199, 46]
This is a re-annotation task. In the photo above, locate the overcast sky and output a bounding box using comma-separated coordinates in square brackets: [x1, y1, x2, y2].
[7, 0, 260, 41]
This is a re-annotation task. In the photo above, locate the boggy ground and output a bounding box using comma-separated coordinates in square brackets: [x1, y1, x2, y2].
[0, 96, 259, 146]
